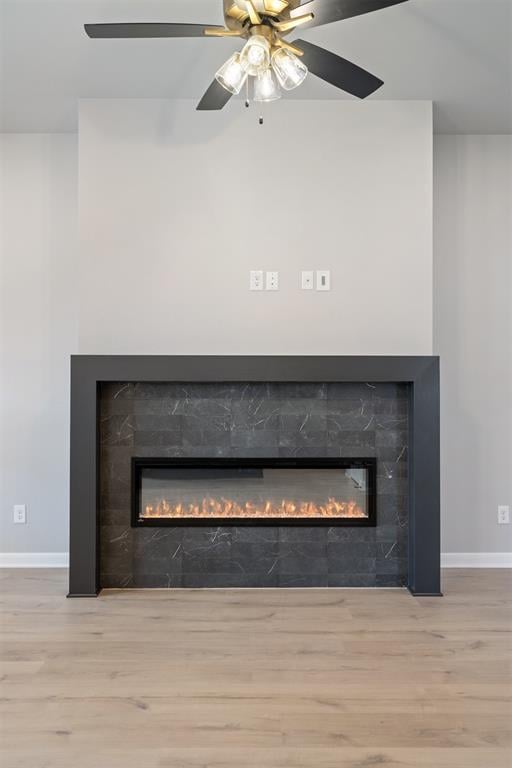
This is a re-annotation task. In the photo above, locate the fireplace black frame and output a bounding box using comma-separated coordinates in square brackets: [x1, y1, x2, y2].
[69, 355, 441, 597]
[131, 457, 377, 528]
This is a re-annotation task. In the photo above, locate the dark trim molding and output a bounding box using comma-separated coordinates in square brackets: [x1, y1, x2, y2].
[68, 355, 440, 597]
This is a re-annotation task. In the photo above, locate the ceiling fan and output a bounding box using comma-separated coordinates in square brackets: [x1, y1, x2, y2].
[85, 0, 408, 110]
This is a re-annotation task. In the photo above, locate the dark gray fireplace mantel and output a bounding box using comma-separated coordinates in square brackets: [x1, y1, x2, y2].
[69, 355, 440, 597]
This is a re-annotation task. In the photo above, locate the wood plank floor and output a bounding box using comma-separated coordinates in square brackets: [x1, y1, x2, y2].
[1, 569, 511, 768]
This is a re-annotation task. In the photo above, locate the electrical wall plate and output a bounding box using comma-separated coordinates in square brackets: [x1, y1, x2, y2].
[316, 270, 331, 291]
[301, 271, 314, 289]
[249, 270, 264, 290]
[266, 271, 279, 290]
[498, 505, 510, 524]
[13, 504, 26, 524]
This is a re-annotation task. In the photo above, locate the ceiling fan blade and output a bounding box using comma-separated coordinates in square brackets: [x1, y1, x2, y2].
[289, 0, 408, 30]
[293, 39, 383, 98]
[84, 23, 225, 39]
[196, 79, 234, 111]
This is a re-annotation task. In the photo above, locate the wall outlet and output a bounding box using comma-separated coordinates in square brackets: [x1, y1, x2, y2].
[266, 271, 279, 291]
[498, 505, 510, 524]
[13, 504, 26, 524]
[301, 271, 314, 290]
[249, 270, 264, 291]
[316, 270, 331, 291]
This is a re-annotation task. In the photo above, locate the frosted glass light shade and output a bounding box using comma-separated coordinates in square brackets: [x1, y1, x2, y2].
[240, 35, 271, 76]
[215, 52, 248, 94]
[253, 69, 281, 102]
[271, 48, 308, 90]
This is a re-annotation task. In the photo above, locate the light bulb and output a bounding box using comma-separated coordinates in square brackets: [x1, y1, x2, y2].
[215, 52, 247, 95]
[248, 45, 265, 67]
[240, 35, 271, 76]
[253, 69, 281, 102]
[271, 48, 308, 91]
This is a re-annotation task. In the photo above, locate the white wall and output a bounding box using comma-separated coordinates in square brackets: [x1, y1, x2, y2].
[0, 134, 77, 554]
[434, 135, 512, 554]
[1, 119, 509, 559]
[78, 99, 433, 355]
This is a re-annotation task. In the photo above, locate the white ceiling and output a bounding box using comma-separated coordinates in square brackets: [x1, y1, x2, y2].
[1, 0, 511, 133]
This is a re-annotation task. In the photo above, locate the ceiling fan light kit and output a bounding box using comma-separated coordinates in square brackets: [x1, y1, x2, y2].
[253, 68, 281, 102]
[271, 47, 308, 90]
[84, 0, 409, 111]
[239, 33, 271, 76]
[215, 52, 248, 94]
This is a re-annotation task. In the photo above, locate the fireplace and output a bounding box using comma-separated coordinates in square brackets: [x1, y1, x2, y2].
[69, 355, 440, 596]
[132, 457, 376, 527]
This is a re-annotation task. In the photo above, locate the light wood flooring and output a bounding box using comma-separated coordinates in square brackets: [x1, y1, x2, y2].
[1, 568, 511, 768]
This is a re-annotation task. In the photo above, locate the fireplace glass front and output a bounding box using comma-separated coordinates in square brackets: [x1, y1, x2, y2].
[132, 458, 376, 527]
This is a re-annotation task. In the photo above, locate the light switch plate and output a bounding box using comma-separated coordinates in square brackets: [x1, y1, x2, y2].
[249, 270, 264, 291]
[301, 271, 314, 290]
[13, 504, 26, 524]
[316, 270, 331, 291]
[266, 271, 279, 291]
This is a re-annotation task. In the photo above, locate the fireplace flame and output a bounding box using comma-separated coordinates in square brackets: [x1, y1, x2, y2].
[142, 497, 366, 520]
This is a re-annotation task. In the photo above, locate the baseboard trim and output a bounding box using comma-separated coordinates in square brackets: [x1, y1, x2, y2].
[0, 552, 69, 568]
[441, 552, 512, 568]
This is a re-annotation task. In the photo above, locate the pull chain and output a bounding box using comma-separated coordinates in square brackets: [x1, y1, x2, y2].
[244, 77, 263, 124]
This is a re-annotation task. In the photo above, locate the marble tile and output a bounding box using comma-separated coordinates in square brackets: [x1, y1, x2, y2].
[231, 400, 281, 431]
[182, 428, 231, 449]
[231, 527, 279, 544]
[231, 430, 279, 449]
[269, 383, 327, 400]
[327, 430, 376, 450]
[181, 572, 280, 588]
[99, 381, 409, 589]
[100, 415, 134, 447]
[326, 382, 377, 399]
[279, 429, 326, 448]
[132, 415, 183, 431]
[278, 574, 328, 587]
[328, 573, 377, 587]
[277, 543, 329, 577]
[134, 430, 182, 447]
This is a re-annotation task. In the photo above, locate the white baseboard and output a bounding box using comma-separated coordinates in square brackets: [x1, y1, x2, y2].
[442, 552, 512, 568]
[0, 552, 69, 568]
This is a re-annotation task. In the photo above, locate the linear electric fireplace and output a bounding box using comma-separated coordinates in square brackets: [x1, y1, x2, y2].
[69, 356, 440, 596]
[132, 457, 376, 527]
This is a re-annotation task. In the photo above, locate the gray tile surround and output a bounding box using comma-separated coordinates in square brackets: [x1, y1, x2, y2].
[99, 382, 409, 588]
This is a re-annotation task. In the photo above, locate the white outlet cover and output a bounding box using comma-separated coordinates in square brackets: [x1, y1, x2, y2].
[266, 271, 279, 291]
[498, 505, 510, 524]
[316, 270, 331, 291]
[249, 270, 264, 291]
[13, 504, 26, 524]
[301, 271, 314, 290]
